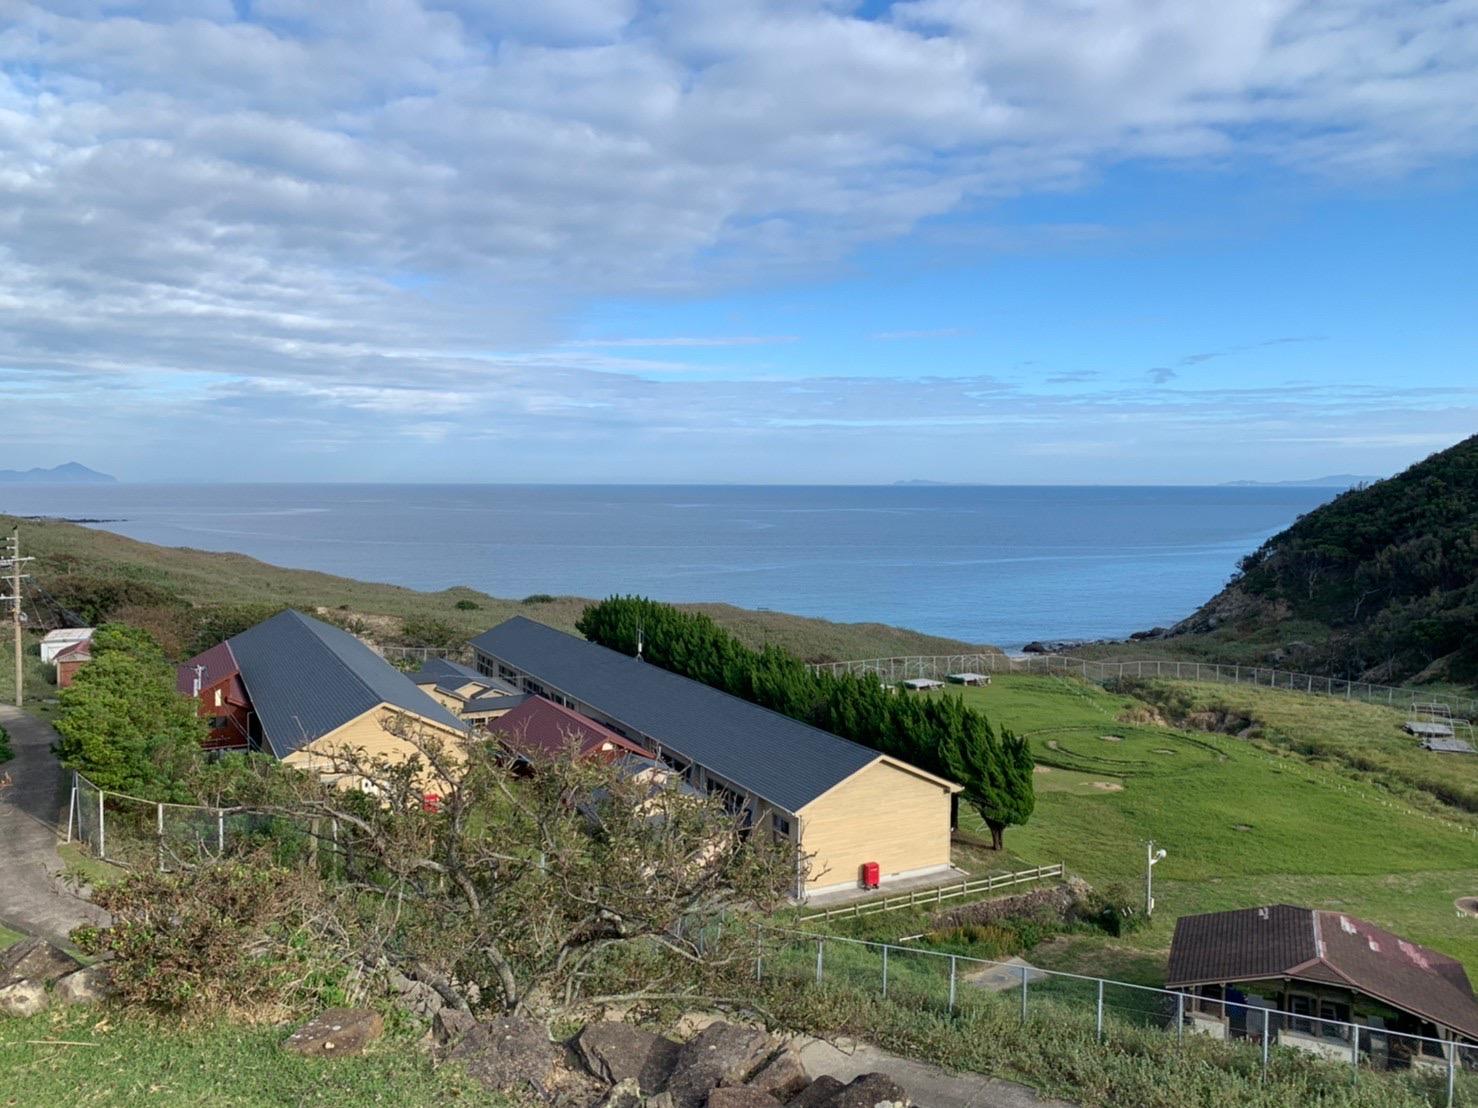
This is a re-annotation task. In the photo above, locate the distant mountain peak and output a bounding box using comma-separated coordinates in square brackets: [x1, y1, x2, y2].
[0, 462, 117, 484]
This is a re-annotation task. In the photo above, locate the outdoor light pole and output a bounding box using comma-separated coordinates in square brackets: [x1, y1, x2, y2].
[1146, 841, 1167, 918]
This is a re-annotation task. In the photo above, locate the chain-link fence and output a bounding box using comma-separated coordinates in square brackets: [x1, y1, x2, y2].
[67, 771, 321, 873]
[758, 929, 1477, 1107]
[807, 653, 1478, 721]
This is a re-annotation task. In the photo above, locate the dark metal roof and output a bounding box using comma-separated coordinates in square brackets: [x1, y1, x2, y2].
[411, 657, 521, 698]
[463, 691, 531, 714]
[1167, 904, 1478, 1039]
[469, 616, 890, 813]
[227, 610, 466, 758]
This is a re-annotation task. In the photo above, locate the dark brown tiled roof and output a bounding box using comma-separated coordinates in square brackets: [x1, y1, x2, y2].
[1167, 904, 1478, 1039]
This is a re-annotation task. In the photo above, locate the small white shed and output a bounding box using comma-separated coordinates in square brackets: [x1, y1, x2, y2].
[40, 628, 94, 664]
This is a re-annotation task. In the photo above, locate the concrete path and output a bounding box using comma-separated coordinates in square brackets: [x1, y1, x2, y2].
[0, 704, 107, 945]
[796, 1035, 1075, 1108]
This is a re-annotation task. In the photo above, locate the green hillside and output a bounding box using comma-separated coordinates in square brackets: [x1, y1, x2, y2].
[0, 514, 994, 666]
[1164, 434, 1478, 685]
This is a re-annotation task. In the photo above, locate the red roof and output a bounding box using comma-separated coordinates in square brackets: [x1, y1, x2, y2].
[488, 696, 650, 762]
[55, 639, 92, 662]
[176, 640, 240, 697]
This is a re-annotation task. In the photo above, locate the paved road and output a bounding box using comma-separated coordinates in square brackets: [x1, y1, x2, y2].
[0, 704, 108, 945]
[797, 1035, 1076, 1108]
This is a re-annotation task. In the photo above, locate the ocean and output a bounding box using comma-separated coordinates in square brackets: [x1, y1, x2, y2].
[0, 483, 1336, 649]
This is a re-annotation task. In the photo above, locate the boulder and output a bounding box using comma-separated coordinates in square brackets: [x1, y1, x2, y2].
[822, 1073, 909, 1108]
[575, 1021, 683, 1094]
[282, 1007, 385, 1058]
[0, 979, 48, 1018]
[784, 1078, 845, 1108]
[665, 1022, 772, 1108]
[53, 963, 117, 1006]
[448, 1014, 560, 1095]
[432, 1005, 478, 1048]
[386, 969, 445, 1019]
[645, 1094, 676, 1108]
[747, 1050, 808, 1101]
[707, 1089, 781, 1108]
[595, 1077, 645, 1108]
[0, 937, 82, 987]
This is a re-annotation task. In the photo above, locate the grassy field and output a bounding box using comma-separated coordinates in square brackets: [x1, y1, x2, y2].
[904, 674, 1478, 982]
[0, 513, 992, 664]
[0, 1006, 501, 1107]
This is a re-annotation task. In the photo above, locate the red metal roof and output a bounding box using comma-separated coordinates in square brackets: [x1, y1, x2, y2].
[55, 639, 92, 662]
[175, 640, 239, 697]
[1167, 904, 1478, 1039]
[488, 696, 651, 763]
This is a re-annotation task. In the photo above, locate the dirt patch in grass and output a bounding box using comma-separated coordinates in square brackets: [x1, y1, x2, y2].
[1458, 897, 1478, 918]
[1091, 781, 1123, 792]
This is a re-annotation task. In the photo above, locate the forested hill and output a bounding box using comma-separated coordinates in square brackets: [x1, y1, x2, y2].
[1168, 434, 1478, 685]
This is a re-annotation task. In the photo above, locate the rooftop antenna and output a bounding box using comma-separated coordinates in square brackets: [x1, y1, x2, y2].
[635, 619, 644, 662]
[192, 664, 206, 698]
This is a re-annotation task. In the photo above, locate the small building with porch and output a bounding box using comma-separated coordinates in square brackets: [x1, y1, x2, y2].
[1167, 904, 1478, 1070]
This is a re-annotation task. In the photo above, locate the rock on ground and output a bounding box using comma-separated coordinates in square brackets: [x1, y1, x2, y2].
[53, 963, 117, 1006]
[783, 1077, 845, 1107]
[707, 1088, 782, 1107]
[595, 1077, 645, 1108]
[432, 1005, 478, 1048]
[747, 1049, 809, 1101]
[0, 937, 82, 987]
[664, 1021, 773, 1108]
[448, 1014, 561, 1095]
[0, 979, 48, 1017]
[282, 1007, 385, 1058]
[575, 1021, 683, 1094]
[822, 1073, 910, 1107]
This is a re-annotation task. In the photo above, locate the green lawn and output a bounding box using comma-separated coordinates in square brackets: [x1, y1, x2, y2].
[0, 1007, 503, 1107]
[911, 674, 1478, 981]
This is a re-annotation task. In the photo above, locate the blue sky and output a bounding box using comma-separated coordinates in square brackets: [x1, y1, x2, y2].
[0, 1, 1475, 483]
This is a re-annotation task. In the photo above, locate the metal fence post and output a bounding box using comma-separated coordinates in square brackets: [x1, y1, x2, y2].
[217, 808, 225, 855]
[1095, 979, 1104, 1041]
[755, 925, 763, 982]
[97, 787, 105, 860]
[65, 773, 77, 844]
[1176, 992, 1184, 1045]
[1350, 1024, 1360, 1083]
[881, 944, 889, 998]
[1446, 1043, 1456, 1108]
[156, 802, 164, 872]
[948, 955, 957, 1013]
[1260, 1007, 1270, 1080]
[1019, 963, 1028, 1024]
[815, 939, 824, 984]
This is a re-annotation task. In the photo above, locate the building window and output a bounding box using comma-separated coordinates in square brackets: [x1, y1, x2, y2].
[771, 813, 791, 837]
[213, 688, 223, 707]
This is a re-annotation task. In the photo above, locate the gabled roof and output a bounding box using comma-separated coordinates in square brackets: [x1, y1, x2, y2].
[1167, 904, 1478, 1039]
[55, 638, 92, 662]
[410, 656, 520, 698]
[221, 610, 466, 758]
[469, 617, 931, 813]
[463, 691, 531, 714]
[489, 696, 651, 762]
[176, 640, 239, 696]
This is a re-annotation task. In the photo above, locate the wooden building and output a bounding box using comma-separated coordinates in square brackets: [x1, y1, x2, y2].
[410, 657, 529, 725]
[470, 617, 962, 898]
[53, 638, 92, 688]
[177, 610, 468, 778]
[1167, 904, 1478, 1069]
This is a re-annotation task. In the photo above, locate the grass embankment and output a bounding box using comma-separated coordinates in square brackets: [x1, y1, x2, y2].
[883, 674, 1477, 983]
[0, 513, 992, 664]
[0, 1007, 498, 1107]
[0, 648, 60, 721]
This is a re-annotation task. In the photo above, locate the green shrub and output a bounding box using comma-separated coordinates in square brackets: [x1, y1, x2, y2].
[454, 599, 480, 611]
[522, 593, 556, 604]
[398, 615, 462, 649]
[0, 723, 10, 764]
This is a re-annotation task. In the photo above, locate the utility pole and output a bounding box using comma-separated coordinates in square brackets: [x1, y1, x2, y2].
[2, 529, 34, 708]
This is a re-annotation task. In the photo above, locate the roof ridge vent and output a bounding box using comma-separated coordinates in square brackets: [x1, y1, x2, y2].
[1257, 907, 1270, 920]
[1339, 915, 1358, 934]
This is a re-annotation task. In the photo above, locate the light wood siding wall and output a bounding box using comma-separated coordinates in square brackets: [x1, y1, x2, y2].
[797, 759, 952, 891]
[422, 687, 465, 713]
[283, 704, 466, 791]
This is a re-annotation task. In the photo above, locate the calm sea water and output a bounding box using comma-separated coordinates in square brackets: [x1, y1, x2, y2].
[0, 484, 1335, 649]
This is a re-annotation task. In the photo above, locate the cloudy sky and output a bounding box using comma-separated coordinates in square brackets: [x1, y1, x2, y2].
[1, 0, 1475, 483]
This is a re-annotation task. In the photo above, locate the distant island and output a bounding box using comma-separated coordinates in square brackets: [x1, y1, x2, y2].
[1221, 474, 1378, 488]
[0, 462, 116, 484]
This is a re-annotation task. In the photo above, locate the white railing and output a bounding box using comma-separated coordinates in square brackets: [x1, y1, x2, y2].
[800, 864, 1064, 922]
[759, 929, 1475, 1106]
[807, 653, 1478, 720]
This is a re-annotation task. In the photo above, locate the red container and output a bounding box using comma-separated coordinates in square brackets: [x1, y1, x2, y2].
[861, 861, 880, 889]
[422, 793, 441, 814]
